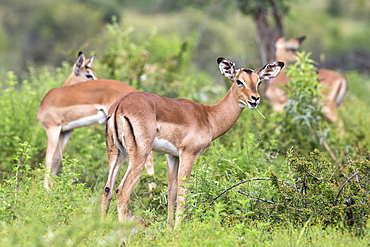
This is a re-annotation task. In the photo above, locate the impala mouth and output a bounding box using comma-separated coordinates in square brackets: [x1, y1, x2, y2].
[247, 101, 258, 110]
[239, 100, 259, 110]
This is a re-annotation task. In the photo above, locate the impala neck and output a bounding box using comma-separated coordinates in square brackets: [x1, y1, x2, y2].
[63, 72, 80, 86]
[207, 84, 244, 140]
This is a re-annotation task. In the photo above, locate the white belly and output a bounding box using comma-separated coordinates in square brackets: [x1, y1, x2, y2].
[152, 138, 179, 157]
[62, 110, 107, 131]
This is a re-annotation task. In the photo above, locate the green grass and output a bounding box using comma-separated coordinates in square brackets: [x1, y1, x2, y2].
[1, 155, 368, 247]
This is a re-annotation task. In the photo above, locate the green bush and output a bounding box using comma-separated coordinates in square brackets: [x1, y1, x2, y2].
[257, 51, 331, 155]
[185, 147, 369, 234]
[98, 17, 218, 101]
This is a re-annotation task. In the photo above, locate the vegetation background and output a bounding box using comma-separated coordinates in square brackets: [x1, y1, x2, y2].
[0, 0, 369, 246]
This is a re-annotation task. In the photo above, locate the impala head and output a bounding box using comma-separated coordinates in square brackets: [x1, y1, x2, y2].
[72, 51, 98, 80]
[275, 36, 306, 63]
[218, 57, 284, 110]
[63, 52, 99, 86]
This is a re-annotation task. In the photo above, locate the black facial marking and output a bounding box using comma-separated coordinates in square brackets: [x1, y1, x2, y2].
[242, 69, 253, 75]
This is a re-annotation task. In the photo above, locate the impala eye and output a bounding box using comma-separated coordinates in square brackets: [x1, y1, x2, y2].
[236, 79, 244, 86]
[86, 74, 94, 79]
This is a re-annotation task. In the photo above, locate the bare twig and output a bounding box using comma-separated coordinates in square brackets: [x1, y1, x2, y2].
[316, 130, 337, 162]
[306, 170, 321, 181]
[208, 177, 297, 206]
[236, 189, 276, 204]
[334, 171, 359, 206]
[321, 137, 337, 162]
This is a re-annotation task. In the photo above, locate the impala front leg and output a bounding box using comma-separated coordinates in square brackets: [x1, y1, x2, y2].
[59, 130, 74, 157]
[44, 126, 62, 188]
[166, 154, 180, 229]
[174, 151, 199, 228]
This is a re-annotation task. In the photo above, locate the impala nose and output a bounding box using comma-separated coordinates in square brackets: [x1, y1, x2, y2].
[251, 95, 260, 101]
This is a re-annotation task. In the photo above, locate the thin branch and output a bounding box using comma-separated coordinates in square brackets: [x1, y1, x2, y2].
[334, 171, 359, 206]
[306, 170, 321, 181]
[208, 177, 297, 206]
[236, 189, 276, 204]
[321, 137, 337, 162]
[268, 0, 284, 33]
[315, 129, 337, 162]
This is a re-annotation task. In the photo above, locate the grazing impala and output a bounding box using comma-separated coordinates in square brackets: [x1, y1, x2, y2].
[265, 36, 347, 122]
[38, 52, 154, 188]
[101, 57, 284, 228]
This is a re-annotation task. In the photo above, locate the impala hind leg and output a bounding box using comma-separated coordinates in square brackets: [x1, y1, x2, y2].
[116, 153, 149, 222]
[144, 152, 156, 193]
[102, 146, 127, 215]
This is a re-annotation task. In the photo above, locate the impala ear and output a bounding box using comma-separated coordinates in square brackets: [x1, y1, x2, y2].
[74, 52, 86, 75]
[217, 57, 236, 81]
[86, 55, 95, 68]
[296, 35, 306, 44]
[257, 61, 284, 80]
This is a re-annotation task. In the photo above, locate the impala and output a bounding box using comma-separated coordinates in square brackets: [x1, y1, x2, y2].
[101, 57, 284, 228]
[265, 36, 347, 122]
[38, 52, 154, 188]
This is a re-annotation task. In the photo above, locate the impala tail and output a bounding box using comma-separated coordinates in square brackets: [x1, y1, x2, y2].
[335, 78, 347, 106]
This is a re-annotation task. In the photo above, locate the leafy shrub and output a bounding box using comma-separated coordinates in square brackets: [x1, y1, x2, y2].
[255, 51, 339, 158]
[0, 71, 47, 175]
[98, 17, 217, 101]
[283, 51, 326, 146]
[0, 142, 130, 247]
[190, 147, 369, 235]
[281, 148, 369, 233]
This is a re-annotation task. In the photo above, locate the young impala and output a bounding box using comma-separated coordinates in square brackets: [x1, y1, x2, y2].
[101, 57, 284, 228]
[265, 36, 347, 122]
[38, 52, 154, 188]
